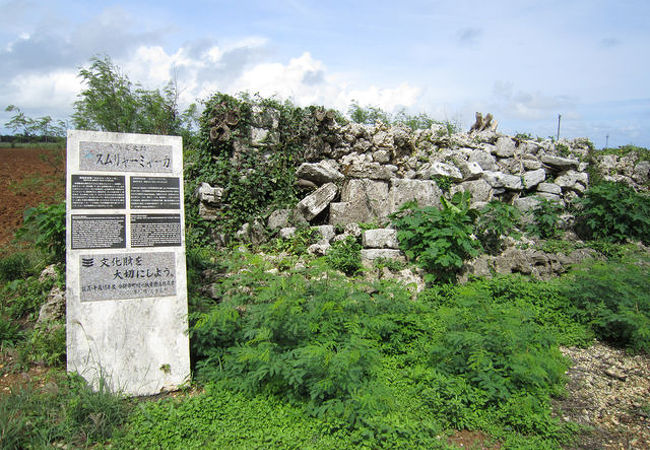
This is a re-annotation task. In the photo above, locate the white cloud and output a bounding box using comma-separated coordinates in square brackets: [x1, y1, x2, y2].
[5, 70, 80, 111]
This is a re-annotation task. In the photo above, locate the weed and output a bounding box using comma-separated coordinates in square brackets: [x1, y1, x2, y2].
[15, 201, 66, 264]
[476, 201, 521, 255]
[574, 181, 650, 244]
[526, 197, 563, 239]
[325, 236, 362, 275]
[391, 192, 481, 282]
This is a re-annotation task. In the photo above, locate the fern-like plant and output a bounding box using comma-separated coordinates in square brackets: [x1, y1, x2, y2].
[391, 192, 481, 282]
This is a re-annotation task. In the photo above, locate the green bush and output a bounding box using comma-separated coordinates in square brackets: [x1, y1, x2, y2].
[391, 192, 481, 282]
[192, 271, 390, 424]
[16, 201, 66, 264]
[325, 236, 362, 276]
[476, 200, 521, 255]
[561, 256, 649, 353]
[0, 253, 35, 282]
[574, 181, 650, 244]
[526, 197, 563, 239]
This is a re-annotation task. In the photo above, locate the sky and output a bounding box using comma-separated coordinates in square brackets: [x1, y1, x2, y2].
[1, 0, 649, 148]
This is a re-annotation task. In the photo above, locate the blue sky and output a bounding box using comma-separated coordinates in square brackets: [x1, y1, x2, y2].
[1, 0, 648, 147]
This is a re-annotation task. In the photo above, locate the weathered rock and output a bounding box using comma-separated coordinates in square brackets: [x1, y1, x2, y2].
[39, 264, 58, 283]
[522, 157, 542, 170]
[483, 171, 523, 190]
[360, 249, 405, 263]
[279, 227, 296, 239]
[308, 240, 331, 256]
[196, 182, 224, 204]
[633, 160, 650, 184]
[523, 168, 546, 189]
[416, 161, 463, 181]
[372, 149, 391, 163]
[362, 229, 399, 249]
[296, 182, 338, 221]
[345, 162, 393, 180]
[514, 196, 541, 212]
[295, 161, 344, 185]
[330, 179, 391, 225]
[555, 170, 589, 192]
[380, 268, 425, 294]
[458, 161, 484, 180]
[312, 225, 336, 242]
[494, 136, 517, 157]
[388, 178, 442, 212]
[541, 155, 580, 170]
[450, 179, 493, 203]
[469, 150, 499, 171]
[38, 286, 65, 323]
[268, 209, 292, 230]
[537, 182, 562, 195]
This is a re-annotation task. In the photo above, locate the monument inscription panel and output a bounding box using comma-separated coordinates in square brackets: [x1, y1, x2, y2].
[66, 130, 190, 396]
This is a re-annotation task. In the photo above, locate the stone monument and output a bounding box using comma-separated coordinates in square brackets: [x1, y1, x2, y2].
[65, 130, 190, 396]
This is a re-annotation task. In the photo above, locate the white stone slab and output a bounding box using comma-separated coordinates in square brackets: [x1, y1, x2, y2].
[66, 130, 190, 396]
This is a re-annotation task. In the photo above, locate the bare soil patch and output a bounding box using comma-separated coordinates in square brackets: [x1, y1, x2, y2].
[0, 146, 65, 253]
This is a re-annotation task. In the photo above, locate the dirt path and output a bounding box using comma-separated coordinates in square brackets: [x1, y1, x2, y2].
[0, 147, 65, 253]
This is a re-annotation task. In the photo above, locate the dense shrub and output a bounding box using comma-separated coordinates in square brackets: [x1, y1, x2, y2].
[475, 200, 521, 255]
[574, 181, 650, 244]
[561, 255, 649, 353]
[15, 201, 66, 264]
[325, 236, 363, 276]
[526, 197, 563, 239]
[391, 192, 481, 282]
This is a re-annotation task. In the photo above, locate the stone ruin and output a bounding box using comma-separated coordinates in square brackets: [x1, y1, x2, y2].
[196, 106, 650, 281]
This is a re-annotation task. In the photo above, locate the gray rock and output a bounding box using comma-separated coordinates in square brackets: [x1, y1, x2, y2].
[251, 127, 269, 146]
[38, 285, 65, 323]
[417, 161, 463, 181]
[522, 157, 542, 170]
[279, 227, 296, 239]
[535, 192, 565, 206]
[295, 161, 344, 185]
[346, 162, 393, 180]
[537, 182, 562, 195]
[555, 170, 589, 191]
[312, 225, 336, 242]
[541, 155, 580, 170]
[360, 249, 406, 263]
[39, 264, 58, 283]
[494, 136, 517, 157]
[388, 178, 442, 213]
[458, 161, 484, 180]
[296, 182, 338, 221]
[513, 196, 541, 213]
[523, 169, 546, 189]
[267, 209, 292, 230]
[362, 229, 399, 249]
[308, 240, 331, 256]
[633, 160, 650, 184]
[469, 150, 499, 171]
[196, 182, 224, 204]
[450, 179, 493, 203]
[483, 171, 523, 190]
[338, 179, 391, 222]
[373, 149, 391, 163]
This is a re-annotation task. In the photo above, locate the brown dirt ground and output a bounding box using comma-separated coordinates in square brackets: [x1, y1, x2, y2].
[0, 146, 65, 253]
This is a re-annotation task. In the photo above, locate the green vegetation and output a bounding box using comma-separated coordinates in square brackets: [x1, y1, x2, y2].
[391, 192, 481, 282]
[476, 200, 521, 255]
[574, 181, 650, 244]
[2, 55, 649, 449]
[0, 373, 130, 449]
[526, 197, 564, 239]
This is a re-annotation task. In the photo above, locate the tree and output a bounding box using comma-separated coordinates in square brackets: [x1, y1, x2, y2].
[72, 55, 183, 135]
[4, 105, 67, 143]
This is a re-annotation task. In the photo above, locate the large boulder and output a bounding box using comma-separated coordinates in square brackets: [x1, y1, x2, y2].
[330, 179, 390, 225]
[295, 161, 344, 185]
[362, 229, 399, 249]
[388, 178, 442, 212]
